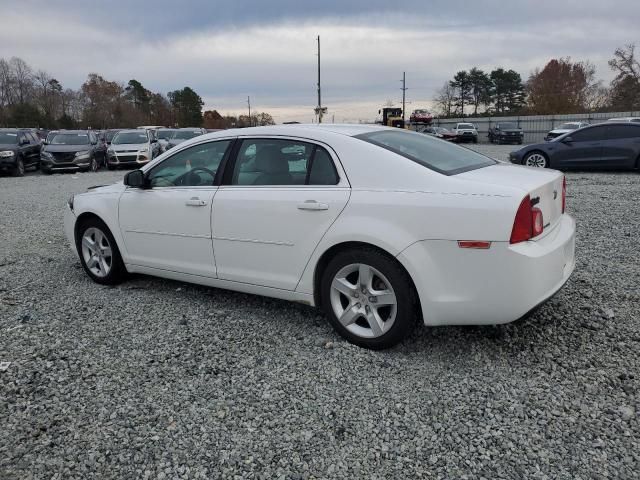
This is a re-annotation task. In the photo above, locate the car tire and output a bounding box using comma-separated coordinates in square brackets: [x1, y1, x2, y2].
[320, 248, 417, 350]
[42, 167, 52, 175]
[12, 156, 25, 177]
[523, 151, 549, 168]
[107, 164, 116, 171]
[89, 157, 98, 172]
[76, 217, 127, 285]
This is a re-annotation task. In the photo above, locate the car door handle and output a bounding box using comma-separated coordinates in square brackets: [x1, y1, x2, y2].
[297, 200, 329, 211]
[185, 197, 207, 207]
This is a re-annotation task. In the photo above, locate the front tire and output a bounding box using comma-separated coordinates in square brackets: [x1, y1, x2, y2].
[76, 218, 127, 285]
[12, 157, 25, 177]
[320, 248, 417, 350]
[89, 157, 98, 172]
[523, 151, 548, 168]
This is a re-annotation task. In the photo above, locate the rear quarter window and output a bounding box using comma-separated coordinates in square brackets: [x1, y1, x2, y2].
[355, 130, 495, 175]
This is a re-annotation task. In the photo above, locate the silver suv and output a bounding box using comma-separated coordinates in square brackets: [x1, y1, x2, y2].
[452, 123, 478, 143]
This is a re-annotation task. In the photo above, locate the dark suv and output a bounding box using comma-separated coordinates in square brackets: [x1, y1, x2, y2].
[0, 128, 42, 176]
[488, 122, 524, 144]
[40, 130, 103, 174]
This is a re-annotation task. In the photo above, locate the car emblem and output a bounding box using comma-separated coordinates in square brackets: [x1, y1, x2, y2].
[553, 190, 558, 199]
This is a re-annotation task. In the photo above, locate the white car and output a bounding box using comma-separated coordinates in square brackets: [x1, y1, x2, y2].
[545, 122, 590, 141]
[452, 123, 478, 143]
[106, 129, 160, 170]
[64, 125, 576, 349]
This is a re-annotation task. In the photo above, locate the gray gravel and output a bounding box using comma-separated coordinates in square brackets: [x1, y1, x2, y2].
[1, 150, 639, 479]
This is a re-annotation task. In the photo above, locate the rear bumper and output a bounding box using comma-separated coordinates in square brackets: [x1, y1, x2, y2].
[398, 214, 576, 326]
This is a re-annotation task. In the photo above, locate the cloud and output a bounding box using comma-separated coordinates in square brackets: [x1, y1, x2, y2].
[1, 0, 639, 122]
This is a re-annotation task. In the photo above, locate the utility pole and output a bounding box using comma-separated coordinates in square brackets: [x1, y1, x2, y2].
[247, 96, 251, 127]
[400, 71, 407, 124]
[315, 35, 325, 123]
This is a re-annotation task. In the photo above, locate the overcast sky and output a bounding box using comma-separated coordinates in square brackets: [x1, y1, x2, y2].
[3, 0, 638, 122]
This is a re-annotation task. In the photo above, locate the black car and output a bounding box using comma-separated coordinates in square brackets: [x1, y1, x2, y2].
[40, 130, 103, 174]
[488, 122, 524, 144]
[0, 128, 42, 176]
[509, 122, 640, 170]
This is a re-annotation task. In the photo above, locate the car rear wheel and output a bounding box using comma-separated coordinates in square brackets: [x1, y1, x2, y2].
[12, 157, 25, 177]
[76, 218, 126, 285]
[321, 248, 416, 349]
[524, 151, 548, 168]
[90, 157, 98, 172]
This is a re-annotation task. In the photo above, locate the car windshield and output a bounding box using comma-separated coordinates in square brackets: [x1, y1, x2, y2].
[51, 133, 89, 145]
[557, 123, 580, 130]
[112, 132, 148, 144]
[105, 130, 120, 141]
[172, 130, 200, 140]
[356, 130, 495, 175]
[0, 132, 19, 144]
[157, 129, 176, 140]
[497, 123, 517, 129]
[458, 123, 474, 129]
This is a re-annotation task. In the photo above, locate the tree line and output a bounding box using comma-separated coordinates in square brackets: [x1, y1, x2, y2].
[434, 43, 640, 117]
[0, 57, 274, 129]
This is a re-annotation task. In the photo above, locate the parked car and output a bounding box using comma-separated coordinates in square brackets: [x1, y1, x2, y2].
[0, 128, 42, 176]
[510, 122, 640, 170]
[452, 123, 478, 143]
[104, 129, 122, 146]
[606, 117, 640, 124]
[106, 129, 159, 170]
[409, 109, 433, 124]
[545, 122, 590, 141]
[92, 130, 108, 167]
[419, 126, 457, 141]
[165, 128, 207, 150]
[488, 122, 524, 144]
[155, 128, 177, 153]
[65, 124, 575, 349]
[40, 130, 102, 174]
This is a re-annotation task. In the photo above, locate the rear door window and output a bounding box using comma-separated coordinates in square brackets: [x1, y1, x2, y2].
[606, 125, 640, 140]
[570, 126, 607, 142]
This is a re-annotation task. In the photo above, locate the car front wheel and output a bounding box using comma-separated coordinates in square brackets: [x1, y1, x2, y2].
[76, 218, 126, 285]
[524, 151, 548, 168]
[12, 157, 25, 177]
[321, 248, 417, 349]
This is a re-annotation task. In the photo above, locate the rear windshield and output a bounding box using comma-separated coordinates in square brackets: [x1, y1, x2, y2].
[355, 130, 495, 175]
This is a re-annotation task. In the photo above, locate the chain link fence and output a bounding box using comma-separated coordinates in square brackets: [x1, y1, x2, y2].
[431, 111, 640, 144]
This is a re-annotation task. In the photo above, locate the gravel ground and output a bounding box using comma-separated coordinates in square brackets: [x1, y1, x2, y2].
[1, 147, 639, 479]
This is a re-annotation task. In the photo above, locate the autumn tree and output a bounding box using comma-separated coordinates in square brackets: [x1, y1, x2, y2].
[81, 73, 124, 128]
[608, 44, 640, 110]
[203, 109, 225, 129]
[526, 58, 598, 114]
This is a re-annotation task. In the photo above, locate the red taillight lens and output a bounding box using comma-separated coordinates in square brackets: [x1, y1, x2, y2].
[562, 176, 566, 213]
[510, 195, 544, 244]
[510, 196, 533, 244]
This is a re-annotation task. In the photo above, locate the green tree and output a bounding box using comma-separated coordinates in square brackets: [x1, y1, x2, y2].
[468, 67, 492, 115]
[490, 68, 526, 115]
[168, 87, 204, 126]
[608, 44, 640, 110]
[449, 70, 471, 116]
[125, 79, 150, 112]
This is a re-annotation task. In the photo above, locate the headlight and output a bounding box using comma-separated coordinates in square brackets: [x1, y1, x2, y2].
[75, 150, 91, 159]
[0, 150, 15, 158]
[138, 148, 149, 154]
[107, 148, 115, 155]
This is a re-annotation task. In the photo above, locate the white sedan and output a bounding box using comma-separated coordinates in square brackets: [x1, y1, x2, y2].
[64, 124, 576, 349]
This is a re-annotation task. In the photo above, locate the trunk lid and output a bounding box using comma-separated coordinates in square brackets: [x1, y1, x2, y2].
[457, 163, 564, 235]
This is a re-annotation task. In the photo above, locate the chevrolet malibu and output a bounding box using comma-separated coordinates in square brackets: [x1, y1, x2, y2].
[65, 125, 576, 349]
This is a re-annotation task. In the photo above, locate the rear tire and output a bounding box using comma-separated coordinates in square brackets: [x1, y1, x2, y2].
[523, 151, 549, 168]
[320, 248, 417, 350]
[76, 217, 127, 285]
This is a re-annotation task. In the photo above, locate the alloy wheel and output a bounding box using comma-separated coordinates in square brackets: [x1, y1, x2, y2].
[329, 263, 397, 339]
[81, 227, 113, 277]
[525, 153, 547, 168]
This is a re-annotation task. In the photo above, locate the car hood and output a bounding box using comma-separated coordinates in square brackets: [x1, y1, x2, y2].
[82, 182, 125, 195]
[44, 144, 92, 153]
[0, 143, 18, 151]
[110, 143, 147, 152]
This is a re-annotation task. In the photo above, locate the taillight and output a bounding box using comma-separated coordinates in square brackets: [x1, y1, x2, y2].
[510, 195, 544, 244]
[562, 176, 566, 213]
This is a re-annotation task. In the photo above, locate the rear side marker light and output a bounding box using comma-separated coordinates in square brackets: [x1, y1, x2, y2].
[458, 241, 491, 249]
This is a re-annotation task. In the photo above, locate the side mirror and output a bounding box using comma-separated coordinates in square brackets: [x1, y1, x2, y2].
[562, 136, 573, 144]
[124, 169, 146, 188]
